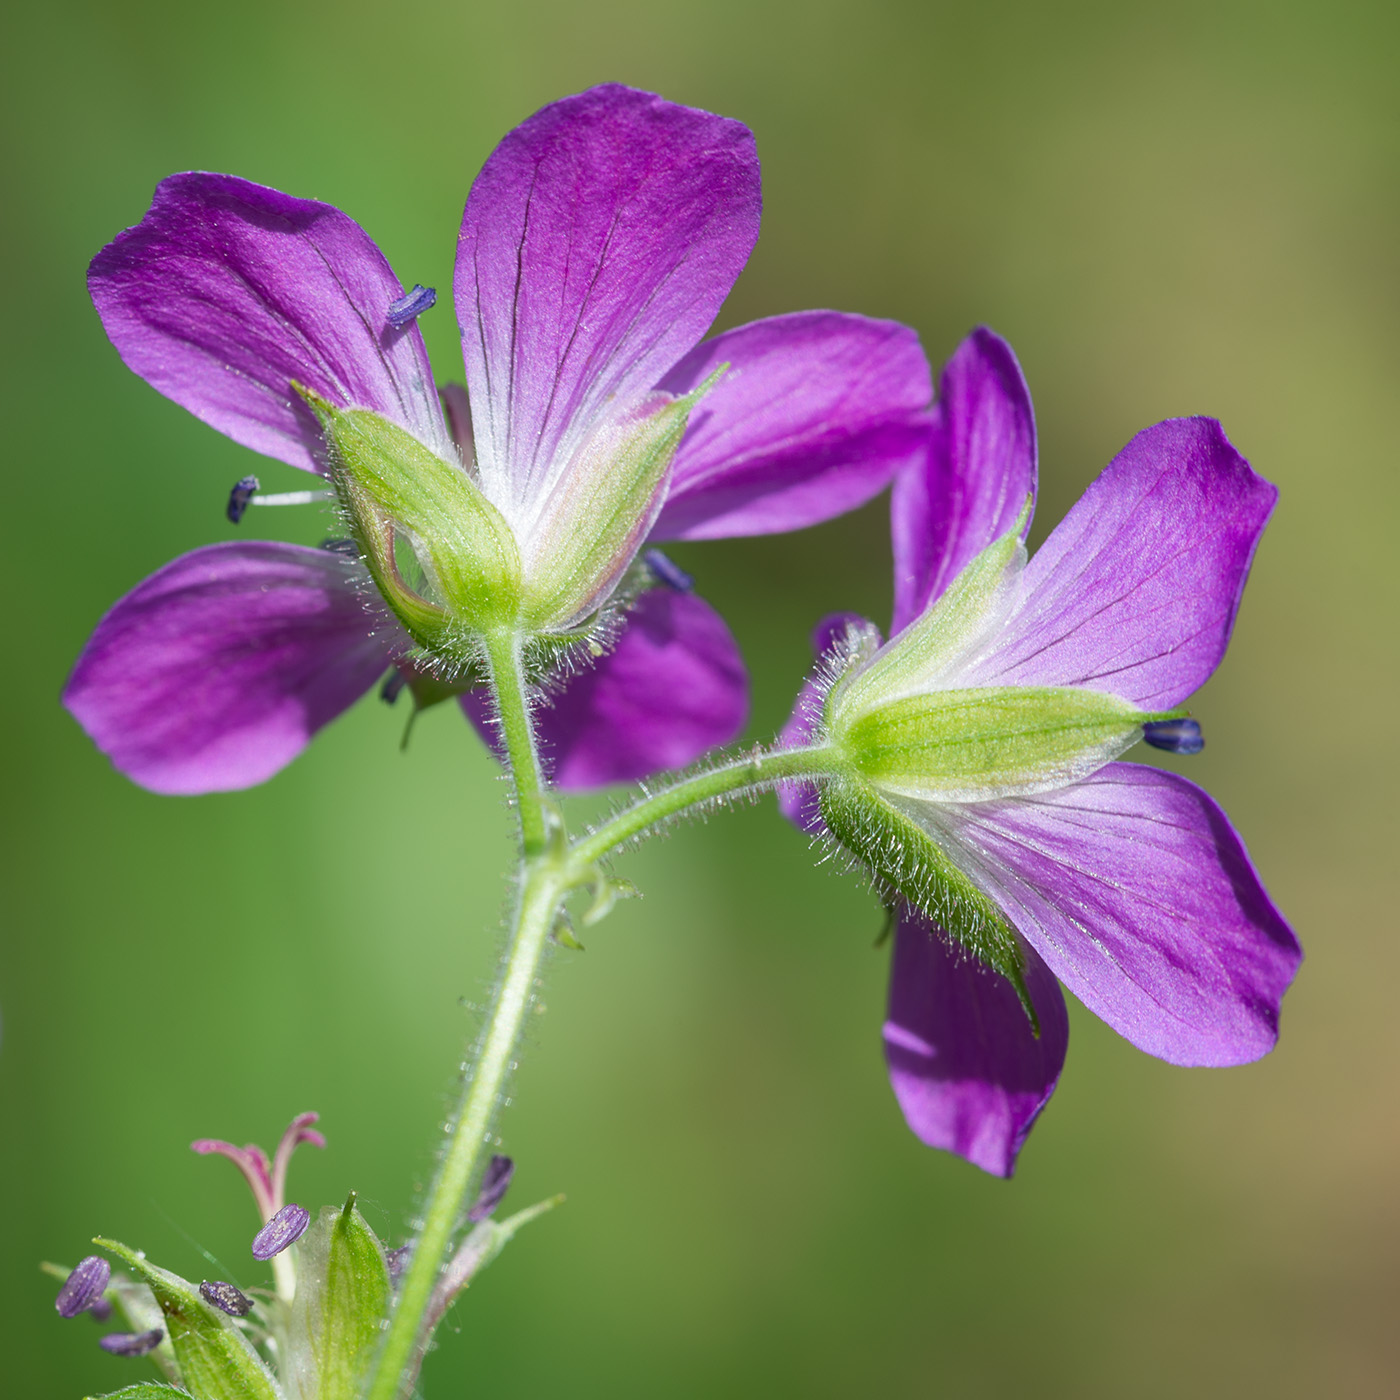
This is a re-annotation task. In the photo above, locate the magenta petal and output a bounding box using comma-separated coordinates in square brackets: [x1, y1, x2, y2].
[462, 588, 748, 791]
[884, 911, 1068, 1177]
[962, 417, 1276, 708]
[454, 84, 760, 507]
[891, 327, 1036, 632]
[64, 543, 405, 794]
[943, 764, 1301, 1066]
[89, 174, 451, 474]
[651, 312, 932, 541]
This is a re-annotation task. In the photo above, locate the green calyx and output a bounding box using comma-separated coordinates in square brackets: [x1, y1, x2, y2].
[836, 684, 1164, 802]
[818, 777, 1037, 1028]
[520, 367, 725, 629]
[298, 386, 523, 653]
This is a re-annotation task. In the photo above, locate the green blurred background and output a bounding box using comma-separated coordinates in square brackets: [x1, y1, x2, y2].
[2, 0, 1396, 1394]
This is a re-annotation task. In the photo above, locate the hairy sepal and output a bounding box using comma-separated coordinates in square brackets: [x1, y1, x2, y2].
[84, 1387, 195, 1399]
[522, 371, 723, 630]
[300, 387, 523, 647]
[818, 777, 1037, 1028]
[93, 1239, 280, 1400]
[832, 503, 1029, 720]
[843, 685, 1151, 801]
[282, 1195, 392, 1400]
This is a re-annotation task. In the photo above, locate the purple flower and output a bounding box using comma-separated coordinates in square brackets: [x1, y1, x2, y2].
[782, 327, 1301, 1177]
[66, 84, 931, 795]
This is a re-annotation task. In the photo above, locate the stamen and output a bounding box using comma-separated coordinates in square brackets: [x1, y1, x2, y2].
[251, 1202, 310, 1260]
[320, 537, 360, 557]
[54, 1256, 110, 1317]
[200, 1280, 254, 1317]
[250, 490, 334, 507]
[466, 1154, 515, 1223]
[644, 548, 694, 593]
[226, 476, 260, 524]
[385, 1244, 412, 1282]
[1143, 718, 1204, 754]
[387, 284, 437, 328]
[90, 1296, 114, 1323]
[380, 669, 408, 705]
[98, 1328, 164, 1357]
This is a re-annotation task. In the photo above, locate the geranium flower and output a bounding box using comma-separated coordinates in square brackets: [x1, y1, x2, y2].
[781, 327, 1301, 1176]
[64, 84, 930, 795]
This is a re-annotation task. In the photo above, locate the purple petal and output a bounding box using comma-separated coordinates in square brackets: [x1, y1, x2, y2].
[454, 84, 760, 511]
[89, 173, 451, 474]
[55, 1256, 111, 1318]
[884, 912, 1068, 1177]
[959, 418, 1276, 709]
[466, 1154, 515, 1222]
[941, 764, 1302, 1066]
[463, 588, 748, 791]
[891, 327, 1037, 632]
[251, 1202, 310, 1260]
[650, 312, 932, 541]
[775, 613, 874, 833]
[64, 542, 405, 795]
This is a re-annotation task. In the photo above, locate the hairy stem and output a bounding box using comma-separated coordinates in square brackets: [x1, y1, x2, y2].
[567, 745, 842, 871]
[483, 627, 550, 856]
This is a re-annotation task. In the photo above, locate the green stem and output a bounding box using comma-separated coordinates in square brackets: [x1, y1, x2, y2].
[567, 745, 842, 871]
[483, 627, 550, 856]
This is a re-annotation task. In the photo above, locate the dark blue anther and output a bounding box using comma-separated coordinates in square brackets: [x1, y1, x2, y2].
[644, 548, 694, 593]
[227, 476, 260, 524]
[380, 669, 407, 705]
[320, 537, 360, 558]
[251, 1202, 310, 1260]
[1143, 718, 1204, 754]
[466, 1154, 515, 1223]
[387, 284, 437, 329]
[55, 1256, 110, 1318]
[200, 1280, 254, 1317]
[98, 1328, 164, 1356]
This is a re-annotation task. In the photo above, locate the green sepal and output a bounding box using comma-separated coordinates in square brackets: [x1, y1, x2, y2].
[834, 501, 1030, 720]
[818, 777, 1038, 1030]
[92, 1240, 279, 1400]
[84, 1387, 194, 1399]
[842, 685, 1153, 802]
[298, 386, 523, 648]
[521, 368, 724, 629]
[281, 1194, 391, 1400]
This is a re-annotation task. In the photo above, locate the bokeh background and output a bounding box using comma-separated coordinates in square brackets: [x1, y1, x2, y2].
[2, 0, 1396, 1395]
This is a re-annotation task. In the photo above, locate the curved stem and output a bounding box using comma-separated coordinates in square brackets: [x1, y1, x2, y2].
[567, 745, 841, 871]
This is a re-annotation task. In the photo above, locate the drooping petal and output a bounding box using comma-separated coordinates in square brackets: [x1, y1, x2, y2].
[776, 612, 875, 832]
[650, 312, 932, 541]
[936, 763, 1301, 1066]
[89, 173, 451, 474]
[891, 327, 1036, 632]
[958, 418, 1276, 708]
[884, 910, 1068, 1177]
[454, 84, 761, 516]
[461, 588, 748, 790]
[64, 543, 405, 795]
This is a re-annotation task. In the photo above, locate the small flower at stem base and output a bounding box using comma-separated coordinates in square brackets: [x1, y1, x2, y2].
[252, 1203, 310, 1260]
[55, 1255, 110, 1317]
[200, 1279, 254, 1316]
[98, 1328, 164, 1356]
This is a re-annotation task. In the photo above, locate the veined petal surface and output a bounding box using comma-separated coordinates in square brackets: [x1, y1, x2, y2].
[455, 84, 760, 522]
[652, 312, 931, 541]
[936, 763, 1301, 1066]
[64, 543, 404, 794]
[959, 418, 1276, 708]
[462, 588, 747, 790]
[884, 911, 1068, 1177]
[891, 327, 1036, 632]
[89, 174, 451, 473]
